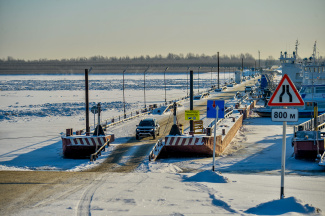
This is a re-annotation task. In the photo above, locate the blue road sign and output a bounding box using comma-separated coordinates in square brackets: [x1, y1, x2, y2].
[207, 100, 225, 118]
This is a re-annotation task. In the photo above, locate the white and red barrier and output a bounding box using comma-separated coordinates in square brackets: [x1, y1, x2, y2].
[159, 135, 215, 157]
[62, 133, 114, 158]
[165, 136, 204, 146]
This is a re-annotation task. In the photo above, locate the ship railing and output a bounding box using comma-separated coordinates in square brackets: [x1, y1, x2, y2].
[293, 113, 325, 136]
[208, 108, 233, 129]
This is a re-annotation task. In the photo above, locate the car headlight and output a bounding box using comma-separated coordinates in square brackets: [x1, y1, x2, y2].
[136, 129, 140, 132]
[150, 129, 154, 131]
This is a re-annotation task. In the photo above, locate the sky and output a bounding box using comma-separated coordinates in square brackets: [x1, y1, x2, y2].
[0, 0, 324, 61]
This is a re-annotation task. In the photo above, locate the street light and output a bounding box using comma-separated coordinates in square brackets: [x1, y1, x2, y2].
[198, 66, 201, 93]
[187, 67, 190, 97]
[122, 67, 128, 118]
[211, 67, 214, 88]
[164, 67, 169, 103]
[144, 66, 149, 108]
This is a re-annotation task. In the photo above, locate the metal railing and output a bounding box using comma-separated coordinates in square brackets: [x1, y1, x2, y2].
[148, 138, 164, 161]
[293, 113, 325, 135]
[90, 140, 110, 161]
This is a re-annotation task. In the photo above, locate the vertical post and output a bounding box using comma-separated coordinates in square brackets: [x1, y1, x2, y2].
[190, 70, 194, 132]
[144, 68, 146, 108]
[85, 69, 90, 134]
[164, 67, 168, 102]
[123, 68, 127, 118]
[242, 58, 244, 78]
[198, 67, 200, 93]
[280, 120, 287, 199]
[213, 105, 219, 172]
[258, 50, 260, 69]
[144, 67, 149, 108]
[97, 103, 101, 136]
[211, 67, 213, 87]
[217, 52, 220, 89]
[187, 67, 189, 97]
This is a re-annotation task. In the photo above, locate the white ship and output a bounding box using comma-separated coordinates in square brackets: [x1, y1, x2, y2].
[279, 40, 303, 89]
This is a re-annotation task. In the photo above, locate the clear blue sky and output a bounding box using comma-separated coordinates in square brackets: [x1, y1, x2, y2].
[0, 0, 324, 60]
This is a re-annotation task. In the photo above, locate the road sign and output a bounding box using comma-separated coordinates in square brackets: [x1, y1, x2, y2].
[268, 74, 304, 106]
[185, 110, 200, 120]
[207, 100, 224, 119]
[91, 106, 98, 114]
[271, 108, 298, 122]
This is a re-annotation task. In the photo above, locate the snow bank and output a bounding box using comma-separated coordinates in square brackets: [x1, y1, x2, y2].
[183, 170, 230, 183]
[245, 196, 322, 215]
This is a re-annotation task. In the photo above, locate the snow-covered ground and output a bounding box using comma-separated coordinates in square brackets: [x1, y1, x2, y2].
[1, 73, 325, 215]
[0, 72, 234, 171]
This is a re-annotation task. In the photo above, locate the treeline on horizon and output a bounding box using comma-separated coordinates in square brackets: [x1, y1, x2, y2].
[2, 52, 270, 64]
[0, 52, 281, 74]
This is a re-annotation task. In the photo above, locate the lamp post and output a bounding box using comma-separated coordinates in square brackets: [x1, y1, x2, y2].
[164, 67, 169, 103]
[187, 67, 190, 97]
[217, 52, 220, 89]
[122, 67, 128, 118]
[144, 66, 149, 108]
[211, 67, 214, 88]
[198, 66, 201, 93]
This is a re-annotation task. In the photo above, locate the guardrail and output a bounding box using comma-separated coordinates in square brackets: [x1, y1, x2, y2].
[293, 113, 325, 135]
[90, 140, 110, 161]
[98, 88, 217, 130]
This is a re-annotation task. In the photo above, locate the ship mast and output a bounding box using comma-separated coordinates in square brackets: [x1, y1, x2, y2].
[312, 41, 317, 64]
[295, 39, 300, 58]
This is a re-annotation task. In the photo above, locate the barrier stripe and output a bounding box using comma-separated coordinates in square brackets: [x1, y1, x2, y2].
[94, 138, 100, 146]
[64, 137, 108, 146]
[165, 137, 204, 146]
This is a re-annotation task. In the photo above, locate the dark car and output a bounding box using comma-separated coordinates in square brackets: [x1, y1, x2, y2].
[136, 118, 160, 140]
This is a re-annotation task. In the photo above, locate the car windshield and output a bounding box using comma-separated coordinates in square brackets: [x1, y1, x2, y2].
[139, 120, 154, 126]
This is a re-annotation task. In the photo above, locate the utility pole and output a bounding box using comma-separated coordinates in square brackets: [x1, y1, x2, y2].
[144, 66, 149, 108]
[123, 67, 128, 118]
[164, 67, 169, 103]
[85, 69, 90, 134]
[190, 70, 194, 132]
[217, 52, 220, 89]
[258, 50, 261, 69]
[198, 67, 201, 93]
[211, 67, 213, 87]
[187, 67, 190, 97]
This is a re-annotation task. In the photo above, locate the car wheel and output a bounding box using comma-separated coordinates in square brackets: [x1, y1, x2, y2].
[136, 134, 140, 140]
[153, 133, 156, 139]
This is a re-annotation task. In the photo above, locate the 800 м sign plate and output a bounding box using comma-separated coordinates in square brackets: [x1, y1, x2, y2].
[271, 108, 298, 122]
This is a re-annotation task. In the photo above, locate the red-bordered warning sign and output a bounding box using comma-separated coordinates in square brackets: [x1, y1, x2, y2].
[268, 74, 304, 106]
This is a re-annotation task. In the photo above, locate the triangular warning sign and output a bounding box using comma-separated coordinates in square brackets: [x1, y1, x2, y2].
[268, 74, 304, 106]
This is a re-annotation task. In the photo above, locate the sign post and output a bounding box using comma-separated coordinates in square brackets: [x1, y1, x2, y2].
[207, 100, 225, 171]
[268, 74, 304, 199]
